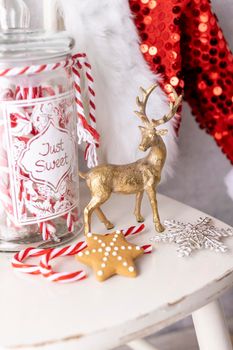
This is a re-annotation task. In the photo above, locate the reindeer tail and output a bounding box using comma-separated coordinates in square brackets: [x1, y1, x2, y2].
[79, 171, 88, 180]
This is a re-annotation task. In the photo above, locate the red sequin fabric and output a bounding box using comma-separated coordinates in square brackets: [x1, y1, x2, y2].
[129, 0, 233, 164]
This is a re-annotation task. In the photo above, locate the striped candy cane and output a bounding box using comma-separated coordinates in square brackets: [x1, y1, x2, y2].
[12, 225, 152, 283]
[12, 247, 52, 275]
[121, 224, 152, 253]
[122, 224, 145, 237]
[66, 211, 75, 233]
[38, 227, 152, 281]
[12, 241, 87, 283]
[38, 221, 59, 242]
[74, 54, 96, 127]
[39, 241, 87, 283]
[72, 54, 99, 168]
[63, 207, 80, 234]
[141, 244, 152, 254]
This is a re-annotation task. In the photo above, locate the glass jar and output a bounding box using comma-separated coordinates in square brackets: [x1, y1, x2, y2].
[0, 29, 83, 251]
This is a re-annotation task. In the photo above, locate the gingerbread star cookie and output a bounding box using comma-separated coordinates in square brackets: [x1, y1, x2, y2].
[76, 231, 144, 282]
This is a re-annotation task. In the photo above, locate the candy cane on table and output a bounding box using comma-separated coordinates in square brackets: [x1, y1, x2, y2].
[12, 241, 87, 277]
[12, 247, 52, 275]
[12, 224, 152, 283]
[122, 223, 145, 237]
[41, 227, 152, 281]
[141, 244, 152, 254]
[39, 241, 87, 283]
[121, 224, 152, 254]
[40, 240, 152, 283]
[90, 224, 148, 248]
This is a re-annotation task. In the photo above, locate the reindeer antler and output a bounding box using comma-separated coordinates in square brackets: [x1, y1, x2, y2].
[152, 87, 182, 127]
[134, 84, 158, 125]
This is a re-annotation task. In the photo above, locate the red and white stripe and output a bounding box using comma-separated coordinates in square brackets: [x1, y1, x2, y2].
[121, 224, 152, 253]
[72, 54, 99, 168]
[39, 241, 87, 283]
[66, 211, 75, 232]
[122, 223, 145, 237]
[15, 86, 41, 100]
[83, 58, 96, 126]
[12, 247, 51, 275]
[38, 221, 58, 242]
[0, 54, 99, 168]
[12, 225, 152, 283]
[141, 244, 152, 254]
[0, 59, 72, 78]
[12, 241, 87, 281]
[15, 84, 61, 100]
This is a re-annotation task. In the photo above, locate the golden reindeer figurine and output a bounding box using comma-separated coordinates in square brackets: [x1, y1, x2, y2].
[80, 84, 182, 235]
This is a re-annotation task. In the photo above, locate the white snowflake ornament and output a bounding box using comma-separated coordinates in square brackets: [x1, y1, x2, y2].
[151, 217, 233, 257]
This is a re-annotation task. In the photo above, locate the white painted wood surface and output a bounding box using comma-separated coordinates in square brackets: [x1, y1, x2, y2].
[0, 184, 233, 350]
[192, 300, 232, 350]
[128, 339, 159, 350]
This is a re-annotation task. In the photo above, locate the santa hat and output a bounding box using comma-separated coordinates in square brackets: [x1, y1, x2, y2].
[58, 0, 177, 178]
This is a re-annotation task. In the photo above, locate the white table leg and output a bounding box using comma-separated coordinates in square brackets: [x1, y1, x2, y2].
[192, 300, 232, 350]
[127, 339, 159, 350]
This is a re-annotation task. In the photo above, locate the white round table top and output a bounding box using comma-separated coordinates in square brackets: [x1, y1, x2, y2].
[1, 188, 233, 350]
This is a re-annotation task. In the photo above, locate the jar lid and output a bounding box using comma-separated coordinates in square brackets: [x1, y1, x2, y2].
[0, 30, 75, 64]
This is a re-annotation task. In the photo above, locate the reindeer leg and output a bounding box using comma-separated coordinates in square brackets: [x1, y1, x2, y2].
[134, 191, 145, 223]
[146, 187, 164, 233]
[84, 197, 103, 235]
[95, 207, 114, 230]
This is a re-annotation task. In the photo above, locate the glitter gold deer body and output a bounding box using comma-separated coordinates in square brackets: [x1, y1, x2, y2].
[80, 84, 182, 235]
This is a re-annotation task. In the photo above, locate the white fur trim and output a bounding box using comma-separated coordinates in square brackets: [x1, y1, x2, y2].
[225, 169, 233, 200]
[59, 0, 178, 178]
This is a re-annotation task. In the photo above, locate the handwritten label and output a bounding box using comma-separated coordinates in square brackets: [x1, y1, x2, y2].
[19, 121, 74, 191]
[3, 92, 79, 225]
